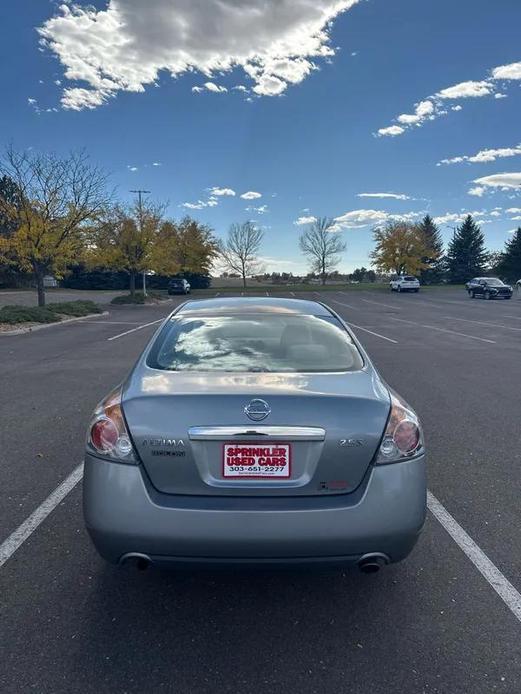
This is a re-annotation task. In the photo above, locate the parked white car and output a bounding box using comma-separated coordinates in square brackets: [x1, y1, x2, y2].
[390, 275, 420, 293]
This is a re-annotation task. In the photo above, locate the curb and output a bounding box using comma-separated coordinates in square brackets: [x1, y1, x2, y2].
[0, 311, 110, 336]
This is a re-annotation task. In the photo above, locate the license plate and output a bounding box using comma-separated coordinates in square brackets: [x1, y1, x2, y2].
[223, 443, 291, 478]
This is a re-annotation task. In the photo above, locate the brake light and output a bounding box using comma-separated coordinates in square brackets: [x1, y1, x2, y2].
[87, 387, 136, 463]
[376, 392, 423, 464]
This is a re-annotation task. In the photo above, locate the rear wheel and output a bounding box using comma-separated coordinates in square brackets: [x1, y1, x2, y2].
[485, 290, 491, 300]
[469, 291, 475, 299]
[397, 285, 401, 293]
[414, 289, 419, 293]
[505, 296, 511, 300]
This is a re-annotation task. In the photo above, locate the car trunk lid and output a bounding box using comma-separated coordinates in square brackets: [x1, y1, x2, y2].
[122, 370, 390, 496]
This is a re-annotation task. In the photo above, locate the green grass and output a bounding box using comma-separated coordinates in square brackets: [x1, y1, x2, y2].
[192, 282, 468, 295]
[0, 300, 102, 325]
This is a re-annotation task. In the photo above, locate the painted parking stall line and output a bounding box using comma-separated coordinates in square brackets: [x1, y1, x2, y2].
[427, 491, 521, 624]
[3, 463, 521, 629]
[347, 321, 399, 344]
[331, 298, 359, 311]
[0, 464, 84, 568]
[443, 316, 521, 332]
[107, 318, 165, 341]
[390, 317, 496, 344]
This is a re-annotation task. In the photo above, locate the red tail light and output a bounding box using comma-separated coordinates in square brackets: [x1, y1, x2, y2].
[376, 392, 423, 464]
[87, 387, 137, 463]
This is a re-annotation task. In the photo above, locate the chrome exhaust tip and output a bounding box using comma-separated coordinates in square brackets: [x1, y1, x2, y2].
[119, 552, 152, 570]
[357, 553, 389, 574]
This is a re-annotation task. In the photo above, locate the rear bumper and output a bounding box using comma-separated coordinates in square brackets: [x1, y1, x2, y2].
[83, 454, 426, 567]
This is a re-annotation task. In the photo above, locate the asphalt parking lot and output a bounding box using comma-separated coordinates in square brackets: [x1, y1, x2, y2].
[1, 288, 520, 693]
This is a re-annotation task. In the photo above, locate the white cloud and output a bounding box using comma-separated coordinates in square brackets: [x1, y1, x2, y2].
[247, 204, 269, 214]
[152, 161, 161, 167]
[193, 82, 228, 94]
[377, 125, 405, 137]
[27, 97, 37, 105]
[438, 144, 521, 166]
[397, 99, 434, 125]
[506, 208, 521, 214]
[241, 191, 262, 200]
[468, 186, 486, 197]
[491, 61, 521, 80]
[357, 192, 412, 200]
[332, 209, 420, 230]
[38, 0, 360, 109]
[436, 80, 494, 99]
[294, 215, 317, 226]
[128, 166, 138, 172]
[182, 200, 208, 210]
[472, 173, 521, 191]
[376, 60, 521, 138]
[61, 87, 111, 110]
[209, 187, 236, 197]
[232, 85, 249, 93]
[433, 210, 491, 225]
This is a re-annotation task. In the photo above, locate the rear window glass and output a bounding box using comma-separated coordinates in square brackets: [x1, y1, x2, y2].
[147, 313, 363, 373]
[403, 276, 417, 281]
[484, 278, 504, 286]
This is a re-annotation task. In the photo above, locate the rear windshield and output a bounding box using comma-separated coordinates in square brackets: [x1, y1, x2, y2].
[147, 313, 364, 373]
[484, 278, 505, 286]
[169, 280, 183, 285]
[403, 276, 417, 281]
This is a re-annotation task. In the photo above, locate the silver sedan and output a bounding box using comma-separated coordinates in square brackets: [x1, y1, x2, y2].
[83, 297, 426, 573]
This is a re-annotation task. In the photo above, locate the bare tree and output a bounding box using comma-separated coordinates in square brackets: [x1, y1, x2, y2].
[0, 146, 110, 305]
[219, 221, 264, 288]
[299, 217, 346, 284]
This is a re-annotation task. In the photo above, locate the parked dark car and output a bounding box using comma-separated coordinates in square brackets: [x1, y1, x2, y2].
[168, 278, 191, 295]
[466, 277, 513, 300]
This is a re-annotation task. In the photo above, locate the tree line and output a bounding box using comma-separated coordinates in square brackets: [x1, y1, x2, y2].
[1, 146, 520, 303]
[370, 214, 521, 285]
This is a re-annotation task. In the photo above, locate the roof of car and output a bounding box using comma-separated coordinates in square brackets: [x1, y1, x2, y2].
[175, 296, 332, 316]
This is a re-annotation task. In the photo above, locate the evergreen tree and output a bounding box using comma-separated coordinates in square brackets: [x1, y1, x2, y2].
[418, 214, 444, 284]
[496, 228, 521, 282]
[445, 215, 488, 284]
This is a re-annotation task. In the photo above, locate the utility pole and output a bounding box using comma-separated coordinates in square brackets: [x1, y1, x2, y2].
[130, 189, 151, 297]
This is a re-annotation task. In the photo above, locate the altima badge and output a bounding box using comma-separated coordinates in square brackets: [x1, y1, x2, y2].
[339, 438, 364, 447]
[244, 399, 271, 422]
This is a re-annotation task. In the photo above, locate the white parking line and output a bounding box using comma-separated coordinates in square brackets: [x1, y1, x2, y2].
[427, 491, 521, 624]
[331, 298, 359, 311]
[390, 317, 496, 344]
[361, 298, 401, 310]
[443, 316, 521, 332]
[347, 321, 399, 344]
[214, 292, 220, 297]
[502, 315, 521, 320]
[107, 318, 165, 341]
[290, 291, 295, 297]
[0, 464, 84, 568]
[2, 466, 520, 627]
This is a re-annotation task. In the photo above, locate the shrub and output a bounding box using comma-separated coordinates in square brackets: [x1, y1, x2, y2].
[0, 305, 61, 324]
[46, 300, 102, 316]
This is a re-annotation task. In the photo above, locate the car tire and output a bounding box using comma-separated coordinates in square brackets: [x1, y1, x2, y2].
[397, 286, 401, 293]
[505, 296, 511, 300]
[469, 291, 475, 299]
[485, 291, 491, 300]
[414, 289, 419, 293]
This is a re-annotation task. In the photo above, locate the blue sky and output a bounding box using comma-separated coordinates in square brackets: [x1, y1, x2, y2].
[1, 0, 520, 274]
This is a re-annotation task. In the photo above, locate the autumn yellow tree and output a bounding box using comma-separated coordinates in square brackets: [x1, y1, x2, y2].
[0, 147, 109, 305]
[87, 199, 168, 297]
[370, 221, 430, 276]
[151, 216, 219, 277]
